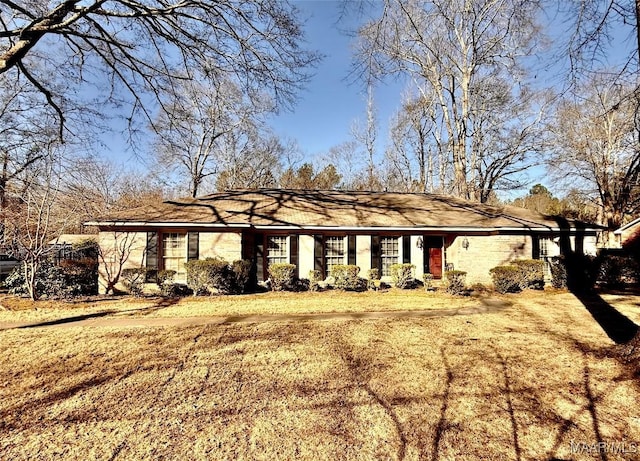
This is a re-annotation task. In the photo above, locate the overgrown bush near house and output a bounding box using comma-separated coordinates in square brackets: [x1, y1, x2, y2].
[231, 259, 252, 294]
[185, 258, 234, 295]
[598, 254, 640, 288]
[331, 264, 361, 290]
[512, 259, 545, 290]
[121, 268, 147, 296]
[445, 270, 467, 295]
[309, 269, 322, 291]
[390, 263, 415, 289]
[367, 268, 380, 290]
[268, 263, 296, 291]
[5, 261, 66, 298]
[489, 266, 521, 294]
[549, 256, 567, 289]
[156, 269, 177, 296]
[58, 258, 99, 296]
[423, 273, 434, 291]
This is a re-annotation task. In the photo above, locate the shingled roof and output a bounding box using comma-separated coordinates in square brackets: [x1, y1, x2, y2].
[88, 189, 597, 232]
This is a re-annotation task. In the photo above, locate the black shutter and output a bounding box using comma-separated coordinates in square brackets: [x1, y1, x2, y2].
[314, 235, 323, 276]
[532, 235, 540, 260]
[371, 235, 381, 273]
[187, 232, 199, 261]
[403, 235, 411, 263]
[256, 234, 264, 282]
[289, 235, 299, 278]
[348, 235, 356, 265]
[145, 232, 158, 282]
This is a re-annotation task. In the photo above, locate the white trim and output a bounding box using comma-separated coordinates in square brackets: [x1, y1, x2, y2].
[614, 217, 640, 234]
[86, 221, 252, 228]
[86, 221, 601, 233]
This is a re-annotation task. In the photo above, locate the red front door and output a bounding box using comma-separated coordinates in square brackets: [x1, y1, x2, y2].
[424, 236, 443, 279]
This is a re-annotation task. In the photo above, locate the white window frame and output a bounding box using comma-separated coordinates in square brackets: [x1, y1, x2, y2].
[380, 236, 400, 277]
[267, 235, 289, 266]
[325, 236, 346, 275]
[162, 232, 187, 280]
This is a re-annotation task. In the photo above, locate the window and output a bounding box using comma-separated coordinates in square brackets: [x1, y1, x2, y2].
[267, 236, 288, 265]
[163, 233, 187, 278]
[325, 236, 346, 275]
[380, 236, 399, 276]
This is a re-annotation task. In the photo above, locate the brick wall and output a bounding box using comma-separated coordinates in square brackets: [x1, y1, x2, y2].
[199, 232, 242, 261]
[97, 231, 147, 294]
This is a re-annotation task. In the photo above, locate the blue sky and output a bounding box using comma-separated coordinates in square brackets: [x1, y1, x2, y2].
[269, 1, 404, 161]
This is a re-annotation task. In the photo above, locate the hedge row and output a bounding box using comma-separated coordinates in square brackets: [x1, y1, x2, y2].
[489, 259, 544, 294]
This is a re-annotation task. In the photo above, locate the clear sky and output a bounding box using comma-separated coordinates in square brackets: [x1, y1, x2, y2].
[269, 0, 404, 162]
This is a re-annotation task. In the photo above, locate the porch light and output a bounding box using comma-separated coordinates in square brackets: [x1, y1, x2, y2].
[416, 236, 424, 249]
[462, 237, 470, 250]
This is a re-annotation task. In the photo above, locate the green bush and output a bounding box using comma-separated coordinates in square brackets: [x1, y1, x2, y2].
[121, 267, 147, 296]
[390, 263, 416, 289]
[156, 269, 177, 296]
[489, 266, 521, 294]
[268, 263, 296, 291]
[367, 268, 380, 290]
[231, 259, 252, 294]
[5, 260, 66, 298]
[445, 270, 467, 295]
[549, 256, 567, 289]
[184, 258, 235, 295]
[423, 273, 434, 291]
[512, 259, 545, 290]
[309, 269, 322, 292]
[331, 264, 361, 290]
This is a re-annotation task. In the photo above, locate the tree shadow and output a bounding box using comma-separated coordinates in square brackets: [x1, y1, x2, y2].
[553, 216, 639, 345]
[10, 296, 182, 330]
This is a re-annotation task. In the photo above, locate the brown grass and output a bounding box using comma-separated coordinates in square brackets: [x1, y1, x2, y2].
[1, 290, 639, 460]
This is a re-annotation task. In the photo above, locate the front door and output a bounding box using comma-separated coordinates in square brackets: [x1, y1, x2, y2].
[424, 236, 443, 279]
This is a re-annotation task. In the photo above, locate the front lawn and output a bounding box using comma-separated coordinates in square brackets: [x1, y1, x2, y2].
[0, 290, 639, 460]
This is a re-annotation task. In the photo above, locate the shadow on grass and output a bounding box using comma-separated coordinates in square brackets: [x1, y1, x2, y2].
[10, 296, 182, 330]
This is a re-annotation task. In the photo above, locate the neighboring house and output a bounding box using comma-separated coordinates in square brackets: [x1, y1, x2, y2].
[86, 189, 601, 293]
[48, 234, 98, 263]
[613, 217, 640, 249]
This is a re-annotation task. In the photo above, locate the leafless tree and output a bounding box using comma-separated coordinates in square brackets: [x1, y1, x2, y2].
[97, 231, 140, 295]
[153, 76, 279, 197]
[5, 148, 72, 300]
[354, 0, 543, 201]
[0, 0, 318, 138]
[280, 163, 342, 190]
[549, 75, 640, 229]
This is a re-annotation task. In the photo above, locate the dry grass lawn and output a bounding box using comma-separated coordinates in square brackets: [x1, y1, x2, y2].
[1, 289, 639, 460]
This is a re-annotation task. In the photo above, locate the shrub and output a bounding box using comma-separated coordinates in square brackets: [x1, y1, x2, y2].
[5, 260, 66, 298]
[367, 268, 380, 291]
[445, 270, 467, 295]
[309, 269, 322, 292]
[58, 258, 99, 296]
[331, 264, 361, 290]
[512, 259, 545, 290]
[489, 266, 521, 294]
[121, 267, 147, 296]
[390, 263, 416, 289]
[231, 259, 252, 294]
[423, 273, 434, 291]
[184, 258, 234, 295]
[549, 256, 567, 289]
[156, 269, 177, 296]
[268, 263, 296, 291]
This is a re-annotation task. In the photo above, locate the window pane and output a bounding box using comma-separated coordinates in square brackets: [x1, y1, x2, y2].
[325, 236, 345, 275]
[162, 233, 186, 279]
[267, 236, 288, 265]
[380, 236, 399, 277]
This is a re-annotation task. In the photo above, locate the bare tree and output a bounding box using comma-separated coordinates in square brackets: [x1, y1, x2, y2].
[354, 0, 542, 201]
[97, 231, 139, 295]
[280, 163, 342, 190]
[550, 75, 640, 229]
[5, 149, 71, 300]
[0, 0, 318, 138]
[153, 76, 279, 197]
[351, 85, 382, 190]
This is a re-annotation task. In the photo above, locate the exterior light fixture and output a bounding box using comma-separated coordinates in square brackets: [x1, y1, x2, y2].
[416, 236, 424, 249]
[462, 237, 470, 250]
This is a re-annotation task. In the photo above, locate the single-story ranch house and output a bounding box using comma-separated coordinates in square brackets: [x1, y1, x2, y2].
[87, 189, 601, 293]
